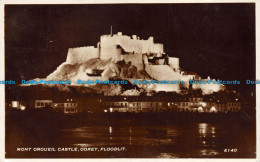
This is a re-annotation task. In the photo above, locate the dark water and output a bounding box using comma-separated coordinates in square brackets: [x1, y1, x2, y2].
[5, 112, 256, 158]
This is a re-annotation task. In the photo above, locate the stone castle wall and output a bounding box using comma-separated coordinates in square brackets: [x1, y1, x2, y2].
[100, 33, 164, 60]
[66, 46, 99, 65]
[168, 57, 180, 70]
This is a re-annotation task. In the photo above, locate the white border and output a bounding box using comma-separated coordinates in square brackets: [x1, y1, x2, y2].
[0, 0, 5, 161]
[0, 0, 258, 162]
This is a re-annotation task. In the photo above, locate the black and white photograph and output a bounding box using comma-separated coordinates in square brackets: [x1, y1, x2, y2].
[2, 2, 257, 159]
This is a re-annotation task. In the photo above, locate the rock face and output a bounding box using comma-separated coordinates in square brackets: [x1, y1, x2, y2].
[46, 56, 225, 95]
[47, 58, 144, 84]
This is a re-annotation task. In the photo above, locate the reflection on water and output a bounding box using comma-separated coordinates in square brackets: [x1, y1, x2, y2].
[61, 123, 217, 148]
[200, 149, 219, 157]
[109, 126, 112, 134]
[50, 122, 255, 158]
[198, 123, 216, 146]
[199, 123, 208, 136]
[156, 152, 180, 158]
[198, 123, 219, 156]
[6, 120, 255, 158]
[198, 123, 216, 137]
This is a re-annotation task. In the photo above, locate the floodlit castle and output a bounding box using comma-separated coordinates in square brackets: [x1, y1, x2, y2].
[66, 31, 180, 71]
[47, 29, 224, 94]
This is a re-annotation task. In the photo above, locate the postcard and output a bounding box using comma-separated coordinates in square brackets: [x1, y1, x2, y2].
[1, 1, 258, 161]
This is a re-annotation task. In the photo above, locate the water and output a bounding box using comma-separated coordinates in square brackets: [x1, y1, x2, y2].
[6, 117, 256, 158]
[56, 123, 255, 158]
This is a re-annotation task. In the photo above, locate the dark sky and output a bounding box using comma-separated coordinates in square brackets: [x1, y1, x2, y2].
[5, 4, 255, 92]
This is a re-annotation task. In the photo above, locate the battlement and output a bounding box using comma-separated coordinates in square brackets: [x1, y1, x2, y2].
[100, 32, 164, 60]
[101, 32, 152, 41]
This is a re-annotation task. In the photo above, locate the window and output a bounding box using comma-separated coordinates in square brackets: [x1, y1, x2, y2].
[37, 102, 40, 106]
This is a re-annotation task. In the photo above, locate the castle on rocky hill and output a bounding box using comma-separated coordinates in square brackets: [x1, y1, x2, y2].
[46, 30, 224, 94]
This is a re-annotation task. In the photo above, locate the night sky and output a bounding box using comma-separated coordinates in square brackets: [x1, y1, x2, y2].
[5, 4, 255, 92]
